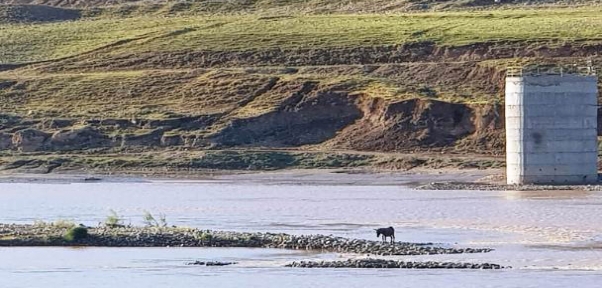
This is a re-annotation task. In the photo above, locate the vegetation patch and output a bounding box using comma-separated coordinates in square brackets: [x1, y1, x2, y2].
[63, 226, 88, 242]
[104, 209, 125, 228]
[142, 211, 167, 227]
[187, 151, 375, 170]
[1, 8, 602, 64]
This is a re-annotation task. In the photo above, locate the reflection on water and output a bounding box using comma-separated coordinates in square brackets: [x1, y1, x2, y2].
[503, 190, 593, 201]
[1, 181, 602, 287]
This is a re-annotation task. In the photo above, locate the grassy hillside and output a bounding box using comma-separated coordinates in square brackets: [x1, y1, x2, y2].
[0, 1, 601, 172]
[2, 8, 602, 64]
[1, 0, 601, 12]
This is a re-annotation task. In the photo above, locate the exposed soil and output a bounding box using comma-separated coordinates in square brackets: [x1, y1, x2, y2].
[33, 41, 602, 71]
[0, 52, 599, 158]
[322, 97, 502, 153]
[4, 39, 599, 156]
[0, 92, 506, 154]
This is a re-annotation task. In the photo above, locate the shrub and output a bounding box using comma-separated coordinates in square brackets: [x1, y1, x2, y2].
[143, 211, 167, 227]
[105, 209, 125, 228]
[198, 232, 213, 244]
[33, 219, 76, 228]
[53, 219, 76, 229]
[418, 85, 437, 98]
[64, 226, 88, 242]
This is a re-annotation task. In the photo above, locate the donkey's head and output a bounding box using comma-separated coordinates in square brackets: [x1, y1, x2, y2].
[375, 228, 382, 237]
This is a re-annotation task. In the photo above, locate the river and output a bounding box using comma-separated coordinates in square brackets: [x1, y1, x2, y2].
[1, 173, 602, 287]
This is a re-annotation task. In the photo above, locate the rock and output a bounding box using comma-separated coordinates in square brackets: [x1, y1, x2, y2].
[0, 224, 493, 258]
[0, 132, 12, 150]
[186, 261, 237, 266]
[49, 126, 111, 151]
[285, 259, 507, 269]
[161, 134, 183, 146]
[121, 128, 165, 147]
[98, 118, 133, 129]
[38, 119, 75, 129]
[12, 129, 50, 152]
[417, 181, 602, 192]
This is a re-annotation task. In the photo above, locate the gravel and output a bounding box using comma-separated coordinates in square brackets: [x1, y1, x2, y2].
[187, 261, 237, 266]
[286, 259, 507, 269]
[0, 224, 492, 256]
[0, 223, 506, 270]
[416, 181, 602, 191]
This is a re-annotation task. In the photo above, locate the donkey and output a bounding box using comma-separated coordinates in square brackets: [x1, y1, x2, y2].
[375, 226, 395, 244]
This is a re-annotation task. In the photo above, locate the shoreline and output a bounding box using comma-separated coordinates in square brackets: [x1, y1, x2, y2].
[0, 168, 498, 186]
[4, 168, 602, 191]
[417, 180, 602, 191]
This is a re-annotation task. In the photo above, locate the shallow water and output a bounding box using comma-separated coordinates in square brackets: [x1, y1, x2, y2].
[1, 178, 602, 287]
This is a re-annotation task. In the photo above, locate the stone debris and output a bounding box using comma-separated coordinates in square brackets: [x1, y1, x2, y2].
[186, 261, 237, 266]
[286, 259, 507, 269]
[0, 224, 504, 270]
[416, 181, 602, 191]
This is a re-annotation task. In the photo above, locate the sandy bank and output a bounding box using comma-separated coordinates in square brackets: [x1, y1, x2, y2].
[0, 168, 496, 186]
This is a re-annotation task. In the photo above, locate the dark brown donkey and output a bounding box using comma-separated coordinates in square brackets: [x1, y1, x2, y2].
[375, 227, 395, 244]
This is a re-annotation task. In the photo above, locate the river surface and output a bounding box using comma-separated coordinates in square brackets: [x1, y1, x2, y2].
[1, 174, 602, 287]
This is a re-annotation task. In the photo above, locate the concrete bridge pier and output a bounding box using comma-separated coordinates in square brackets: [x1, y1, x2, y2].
[505, 72, 598, 185]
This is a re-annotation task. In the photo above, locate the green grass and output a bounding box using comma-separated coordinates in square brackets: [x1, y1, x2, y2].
[1, 8, 602, 64]
[0, 69, 280, 118]
[0, 149, 509, 173]
[0, 150, 376, 171]
[26, 0, 602, 17]
[0, 18, 169, 63]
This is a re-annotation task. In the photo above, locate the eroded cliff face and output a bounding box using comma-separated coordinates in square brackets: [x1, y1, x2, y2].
[0, 40, 600, 155]
[323, 97, 478, 151]
[0, 90, 506, 154]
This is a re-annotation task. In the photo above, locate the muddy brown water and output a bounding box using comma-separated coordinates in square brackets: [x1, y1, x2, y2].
[1, 175, 602, 287]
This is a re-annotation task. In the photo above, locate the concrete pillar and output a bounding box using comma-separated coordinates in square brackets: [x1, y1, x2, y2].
[505, 74, 598, 185]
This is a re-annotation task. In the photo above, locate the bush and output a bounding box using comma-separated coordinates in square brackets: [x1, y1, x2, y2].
[64, 226, 88, 242]
[53, 219, 76, 229]
[198, 232, 213, 244]
[143, 211, 167, 227]
[105, 209, 125, 228]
